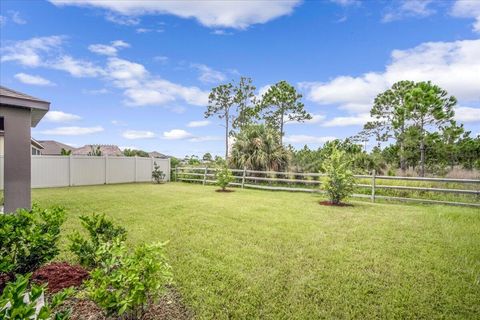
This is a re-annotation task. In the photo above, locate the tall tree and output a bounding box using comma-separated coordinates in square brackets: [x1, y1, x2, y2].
[405, 81, 456, 176]
[202, 152, 213, 162]
[258, 81, 311, 144]
[205, 83, 234, 160]
[232, 77, 257, 130]
[363, 80, 415, 172]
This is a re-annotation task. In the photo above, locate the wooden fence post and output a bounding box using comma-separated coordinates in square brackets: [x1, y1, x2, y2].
[203, 167, 208, 185]
[371, 169, 376, 203]
[242, 167, 246, 189]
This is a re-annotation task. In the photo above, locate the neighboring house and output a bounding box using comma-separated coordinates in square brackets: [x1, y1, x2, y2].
[148, 151, 170, 159]
[0, 131, 44, 156]
[72, 144, 123, 156]
[37, 140, 74, 155]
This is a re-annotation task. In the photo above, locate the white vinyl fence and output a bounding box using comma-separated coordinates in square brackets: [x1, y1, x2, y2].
[0, 155, 170, 189]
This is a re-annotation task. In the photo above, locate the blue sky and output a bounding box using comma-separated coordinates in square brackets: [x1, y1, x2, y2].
[1, 0, 479, 157]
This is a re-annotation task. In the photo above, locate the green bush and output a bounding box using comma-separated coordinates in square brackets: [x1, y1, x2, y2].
[215, 166, 234, 191]
[0, 273, 72, 319]
[68, 213, 127, 268]
[0, 205, 65, 275]
[152, 162, 166, 184]
[85, 239, 172, 319]
[321, 147, 355, 205]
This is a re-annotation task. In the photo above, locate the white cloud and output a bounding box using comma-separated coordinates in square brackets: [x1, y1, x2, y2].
[14, 73, 55, 86]
[187, 120, 210, 127]
[82, 88, 109, 95]
[162, 129, 192, 140]
[52, 55, 105, 77]
[383, 0, 435, 22]
[153, 56, 169, 64]
[88, 44, 117, 56]
[122, 130, 156, 139]
[455, 106, 480, 123]
[9, 11, 27, 24]
[300, 73, 386, 107]
[44, 111, 82, 123]
[211, 29, 233, 36]
[451, 0, 480, 33]
[322, 114, 373, 127]
[49, 0, 302, 29]
[192, 64, 226, 84]
[136, 28, 151, 33]
[88, 40, 130, 56]
[111, 40, 130, 48]
[105, 13, 140, 25]
[257, 84, 272, 99]
[122, 78, 209, 107]
[40, 126, 104, 135]
[2, 36, 208, 108]
[105, 57, 148, 89]
[302, 39, 480, 117]
[303, 114, 325, 124]
[111, 119, 127, 126]
[330, 0, 359, 6]
[0, 35, 64, 67]
[284, 135, 336, 144]
[189, 136, 222, 142]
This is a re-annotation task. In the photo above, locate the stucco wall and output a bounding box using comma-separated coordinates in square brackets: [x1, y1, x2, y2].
[0, 105, 32, 212]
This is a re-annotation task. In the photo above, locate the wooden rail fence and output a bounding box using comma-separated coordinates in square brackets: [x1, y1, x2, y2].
[174, 167, 480, 208]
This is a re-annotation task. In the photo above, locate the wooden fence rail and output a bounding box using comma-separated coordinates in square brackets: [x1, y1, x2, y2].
[174, 167, 480, 208]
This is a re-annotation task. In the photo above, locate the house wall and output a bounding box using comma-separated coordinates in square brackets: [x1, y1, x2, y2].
[0, 136, 43, 156]
[0, 105, 31, 212]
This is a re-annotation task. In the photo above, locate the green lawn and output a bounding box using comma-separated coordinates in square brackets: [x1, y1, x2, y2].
[33, 183, 480, 319]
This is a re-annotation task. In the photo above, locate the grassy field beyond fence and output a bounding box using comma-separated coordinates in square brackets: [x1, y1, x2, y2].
[175, 167, 480, 206]
[33, 183, 480, 319]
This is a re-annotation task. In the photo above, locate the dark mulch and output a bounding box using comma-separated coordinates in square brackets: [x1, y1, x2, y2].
[32, 262, 89, 293]
[215, 189, 235, 193]
[0, 273, 13, 293]
[62, 288, 192, 320]
[319, 201, 353, 207]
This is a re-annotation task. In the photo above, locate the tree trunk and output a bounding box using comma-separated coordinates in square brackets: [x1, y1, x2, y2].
[400, 123, 406, 173]
[225, 110, 229, 161]
[420, 137, 425, 177]
[279, 112, 284, 145]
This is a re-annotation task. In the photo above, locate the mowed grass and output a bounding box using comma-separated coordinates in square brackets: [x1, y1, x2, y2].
[32, 183, 480, 319]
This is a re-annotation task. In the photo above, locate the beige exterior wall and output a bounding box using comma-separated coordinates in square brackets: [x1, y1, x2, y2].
[0, 136, 3, 155]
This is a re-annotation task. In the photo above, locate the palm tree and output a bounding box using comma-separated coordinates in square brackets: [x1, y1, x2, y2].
[230, 124, 290, 171]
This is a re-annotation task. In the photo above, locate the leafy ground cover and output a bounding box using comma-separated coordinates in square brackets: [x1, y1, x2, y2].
[33, 182, 480, 319]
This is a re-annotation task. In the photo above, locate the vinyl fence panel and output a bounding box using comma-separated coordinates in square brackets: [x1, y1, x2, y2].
[32, 156, 69, 188]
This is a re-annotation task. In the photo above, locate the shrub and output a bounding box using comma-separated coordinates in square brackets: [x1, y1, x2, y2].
[68, 213, 127, 268]
[0, 205, 65, 275]
[0, 273, 72, 320]
[85, 239, 172, 319]
[215, 166, 234, 191]
[152, 162, 166, 184]
[321, 147, 355, 205]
